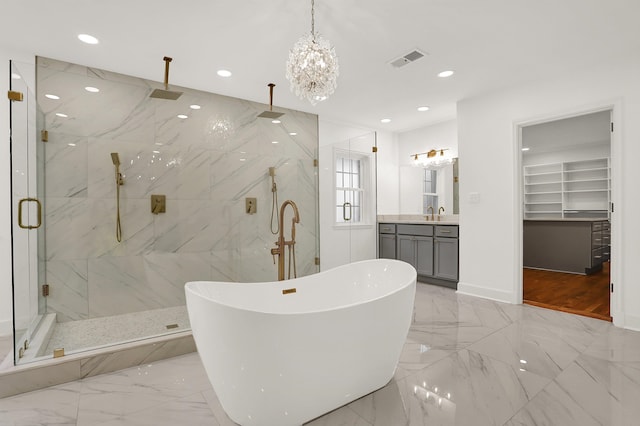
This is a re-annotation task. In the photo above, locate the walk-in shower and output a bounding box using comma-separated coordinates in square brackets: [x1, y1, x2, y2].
[7, 56, 320, 365]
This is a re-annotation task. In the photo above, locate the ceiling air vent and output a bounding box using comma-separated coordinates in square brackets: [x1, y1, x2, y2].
[390, 49, 427, 68]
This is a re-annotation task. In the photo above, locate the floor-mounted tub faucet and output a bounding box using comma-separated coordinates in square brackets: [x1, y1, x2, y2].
[270, 200, 300, 281]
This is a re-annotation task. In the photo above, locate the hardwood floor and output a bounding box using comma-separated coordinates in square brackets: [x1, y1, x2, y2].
[523, 262, 611, 321]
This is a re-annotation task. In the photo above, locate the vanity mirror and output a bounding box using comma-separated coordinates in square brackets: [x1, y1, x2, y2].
[399, 159, 459, 215]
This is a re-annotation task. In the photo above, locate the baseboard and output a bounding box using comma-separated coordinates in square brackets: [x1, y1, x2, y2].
[456, 281, 515, 304]
[620, 313, 640, 332]
[0, 319, 11, 337]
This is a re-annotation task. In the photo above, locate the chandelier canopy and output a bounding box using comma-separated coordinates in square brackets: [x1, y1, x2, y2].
[285, 0, 339, 105]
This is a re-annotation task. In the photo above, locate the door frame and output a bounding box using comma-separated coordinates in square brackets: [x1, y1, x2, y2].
[514, 100, 622, 324]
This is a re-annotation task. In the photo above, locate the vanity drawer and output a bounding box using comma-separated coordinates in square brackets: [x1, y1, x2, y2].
[397, 224, 433, 237]
[378, 224, 396, 234]
[435, 225, 458, 238]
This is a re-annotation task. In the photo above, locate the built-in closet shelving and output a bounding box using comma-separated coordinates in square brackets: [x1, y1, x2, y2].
[524, 158, 610, 219]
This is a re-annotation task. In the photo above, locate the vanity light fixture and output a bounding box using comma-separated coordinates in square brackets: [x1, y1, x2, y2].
[286, 0, 339, 105]
[411, 148, 454, 169]
[78, 34, 99, 45]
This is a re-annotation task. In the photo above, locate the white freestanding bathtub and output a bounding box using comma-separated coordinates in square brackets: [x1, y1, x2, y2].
[185, 259, 416, 426]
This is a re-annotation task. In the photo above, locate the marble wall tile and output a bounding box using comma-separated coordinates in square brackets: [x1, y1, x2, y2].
[88, 256, 165, 317]
[44, 133, 87, 198]
[45, 259, 89, 322]
[38, 57, 318, 337]
[45, 197, 90, 261]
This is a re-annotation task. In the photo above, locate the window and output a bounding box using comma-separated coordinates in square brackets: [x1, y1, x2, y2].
[423, 169, 438, 214]
[335, 151, 369, 224]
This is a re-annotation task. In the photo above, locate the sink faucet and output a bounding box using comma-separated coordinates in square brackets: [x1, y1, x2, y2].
[426, 206, 434, 221]
[438, 207, 445, 221]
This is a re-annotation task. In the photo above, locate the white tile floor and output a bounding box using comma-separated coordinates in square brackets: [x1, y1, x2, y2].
[2, 282, 640, 425]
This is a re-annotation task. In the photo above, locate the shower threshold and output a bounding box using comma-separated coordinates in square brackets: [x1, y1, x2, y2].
[27, 305, 190, 363]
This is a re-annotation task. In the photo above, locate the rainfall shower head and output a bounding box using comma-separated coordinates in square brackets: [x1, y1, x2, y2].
[257, 83, 285, 119]
[111, 152, 120, 166]
[149, 56, 183, 100]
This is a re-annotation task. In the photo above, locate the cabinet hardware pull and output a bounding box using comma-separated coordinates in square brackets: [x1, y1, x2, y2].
[440, 230, 451, 233]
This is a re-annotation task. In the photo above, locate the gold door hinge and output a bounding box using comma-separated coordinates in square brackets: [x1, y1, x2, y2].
[315, 257, 320, 266]
[41, 130, 49, 142]
[313, 159, 318, 167]
[8, 91, 24, 102]
[53, 348, 65, 358]
[42, 284, 50, 297]
[372, 146, 378, 153]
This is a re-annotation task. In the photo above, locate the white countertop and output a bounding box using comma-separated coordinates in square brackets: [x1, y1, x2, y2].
[377, 214, 459, 225]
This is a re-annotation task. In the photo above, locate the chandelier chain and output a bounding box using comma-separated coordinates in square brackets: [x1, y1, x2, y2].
[311, 0, 315, 39]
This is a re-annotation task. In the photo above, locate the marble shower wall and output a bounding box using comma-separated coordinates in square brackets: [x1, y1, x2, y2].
[37, 57, 318, 322]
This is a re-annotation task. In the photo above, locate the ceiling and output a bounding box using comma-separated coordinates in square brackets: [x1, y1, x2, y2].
[2, 0, 639, 133]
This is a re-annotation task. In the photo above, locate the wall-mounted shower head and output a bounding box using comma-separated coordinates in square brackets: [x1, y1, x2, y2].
[111, 152, 120, 166]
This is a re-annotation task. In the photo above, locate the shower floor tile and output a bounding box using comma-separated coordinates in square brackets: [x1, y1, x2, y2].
[42, 305, 190, 357]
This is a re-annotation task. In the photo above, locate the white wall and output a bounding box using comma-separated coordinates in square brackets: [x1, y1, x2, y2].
[457, 56, 640, 330]
[374, 130, 399, 215]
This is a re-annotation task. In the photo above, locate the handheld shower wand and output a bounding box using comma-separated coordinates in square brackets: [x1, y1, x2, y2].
[111, 153, 123, 242]
[269, 167, 279, 234]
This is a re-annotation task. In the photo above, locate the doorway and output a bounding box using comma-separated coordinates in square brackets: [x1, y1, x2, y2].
[521, 110, 612, 321]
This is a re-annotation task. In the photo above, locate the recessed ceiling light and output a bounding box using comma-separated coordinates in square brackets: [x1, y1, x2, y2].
[380, 118, 391, 124]
[217, 69, 232, 77]
[417, 106, 430, 112]
[189, 104, 201, 110]
[272, 119, 281, 124]
[55, 113, 68, 118]
[272, 141, 279, 144]
[45, 94, 60, 100]
[84, 86, 100, 93]
[78, 34, 99, 45]
[522, 147, 530, 152]
[177, 114, 188, 119]
[289, 132, 297, 136]
[438, 70, 454, 78]
[11, 73, 21, 80]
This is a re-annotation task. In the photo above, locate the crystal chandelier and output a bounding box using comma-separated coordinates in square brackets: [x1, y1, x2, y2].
[411, 149, 455, 170]
[285, 0, 339, 105]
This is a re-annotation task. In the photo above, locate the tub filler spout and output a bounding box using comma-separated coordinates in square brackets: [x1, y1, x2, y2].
[271, 200, 300, 281]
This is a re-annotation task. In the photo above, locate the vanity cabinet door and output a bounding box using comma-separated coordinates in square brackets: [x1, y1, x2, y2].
[397, 235, 416, 267]
[415, 236, 434, 276]
[379, 233, 396, 259]
[434, 237, 459, 281]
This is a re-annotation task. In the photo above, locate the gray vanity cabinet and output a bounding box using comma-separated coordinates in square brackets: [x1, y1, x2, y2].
[434, 226, 459, 281]
[378, 224, 396, 259]
[396, 225, 434, 277]
[378, 222, 459, 289]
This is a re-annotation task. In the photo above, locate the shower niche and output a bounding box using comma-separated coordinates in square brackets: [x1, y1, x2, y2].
[10, 57, 320, 364]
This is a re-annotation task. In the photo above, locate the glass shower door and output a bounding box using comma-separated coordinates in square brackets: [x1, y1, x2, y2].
[10, 60, 47, 363]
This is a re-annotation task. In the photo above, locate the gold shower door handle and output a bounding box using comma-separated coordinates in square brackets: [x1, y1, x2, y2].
[17, 198, 42, 229]
[343, 202, 352, 221]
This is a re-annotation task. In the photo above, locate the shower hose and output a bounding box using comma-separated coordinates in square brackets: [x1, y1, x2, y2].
[270, 178, 279, 234]
[115, 173, 122, 242]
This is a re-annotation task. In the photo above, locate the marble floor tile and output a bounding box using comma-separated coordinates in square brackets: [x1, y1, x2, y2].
[467, 316, 601, 380]
[2, 283, 640, 426]
[395, 350, 550, 426]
